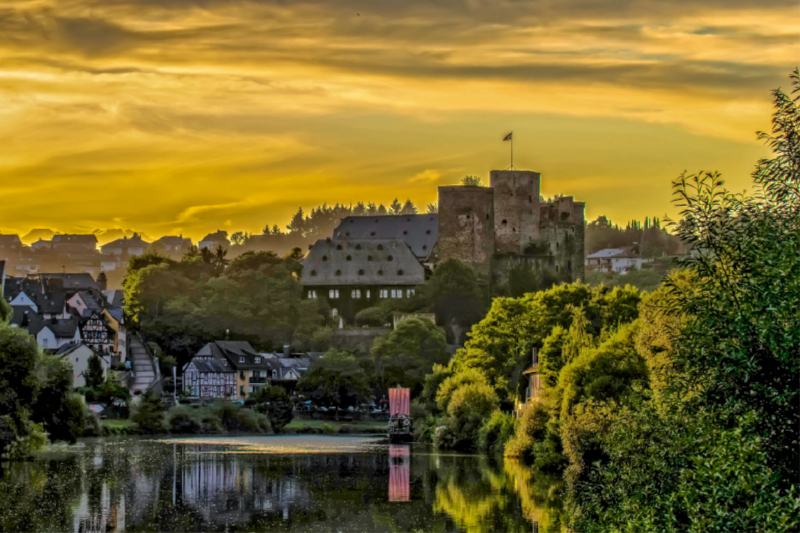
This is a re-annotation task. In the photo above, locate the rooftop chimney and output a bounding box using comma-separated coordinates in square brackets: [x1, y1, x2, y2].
[283, 344, 290, 358]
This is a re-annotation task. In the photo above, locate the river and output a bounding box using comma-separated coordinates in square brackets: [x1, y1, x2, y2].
[0, 435, 564, 532]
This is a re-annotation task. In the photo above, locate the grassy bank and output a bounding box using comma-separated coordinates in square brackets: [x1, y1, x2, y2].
[284, 419, 386, 435]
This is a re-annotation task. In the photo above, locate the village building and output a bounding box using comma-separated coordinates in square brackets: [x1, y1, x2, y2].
[5, 272, 126, 357]
[101, 233, 150, 256]
[57, 343, 110, 388]
[152, 235, 193, 256]
[302, 238, 425, 322]
[0, 234, 22, 261]
[30, 238, 51, 251]
[585, 246, 653, 274]
[183, 341, 317, 399]
[183, 358, 237, 399]
[51, 234, 98, 255]
[199, 230, 229, 250]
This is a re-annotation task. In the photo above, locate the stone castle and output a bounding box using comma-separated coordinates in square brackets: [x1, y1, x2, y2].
[302, 169, 584, 322]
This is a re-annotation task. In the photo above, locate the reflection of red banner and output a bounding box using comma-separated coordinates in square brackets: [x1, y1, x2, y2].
[389, 445, 410, 502]
[389, 388, 410, 416]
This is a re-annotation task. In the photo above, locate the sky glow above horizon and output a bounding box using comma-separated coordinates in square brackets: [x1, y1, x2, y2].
[0, 0, 796, 241]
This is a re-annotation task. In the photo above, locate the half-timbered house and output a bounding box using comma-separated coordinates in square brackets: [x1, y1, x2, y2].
[183, 359, 237, 399]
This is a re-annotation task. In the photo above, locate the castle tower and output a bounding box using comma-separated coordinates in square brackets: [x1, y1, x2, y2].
[490, 170, 541, 254]
[436, 185, 495, 274]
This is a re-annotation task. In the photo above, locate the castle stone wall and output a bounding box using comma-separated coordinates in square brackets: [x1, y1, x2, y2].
[490, 170, 541, 254]
[436, 186, 495, 274]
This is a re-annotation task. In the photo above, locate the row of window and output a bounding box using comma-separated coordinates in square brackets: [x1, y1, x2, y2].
[309, 269, 405, 276]
[308, 289, 415, 299]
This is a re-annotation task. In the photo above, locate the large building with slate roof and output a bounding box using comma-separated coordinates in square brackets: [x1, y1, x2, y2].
[302, 238, 424, 322]
[301, 169, 584, 324]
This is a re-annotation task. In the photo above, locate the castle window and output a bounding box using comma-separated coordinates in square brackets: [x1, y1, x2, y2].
[403, 231, 407, 235]
[377, 270, 384, 275]
[346, 255, 352, 261]
[426, 230, 431, 235]
[346, 232, 350, 236]
[355, 244, 361, 250]
[397, 269, 403, 275]
[336, 244, 343, 250]
[322, 255, 328, 261]
[529, 195, 532, 203]
[466, 215, 470, 219]
[329, 289, 339, 298]
[502, 219, 507, 225]
[377, 244, 383, 250]
[555, 265, 559, 272]
[568, 261, 572, 271]
[387, 255, 393, 261]
[371, 232, 376, 236]
[358, 269, 365, 275]
[335, 269, 342, 276]
[367, 255, 373, 261]
[486, 214, 489, 220]
[310, 270, 317, 276]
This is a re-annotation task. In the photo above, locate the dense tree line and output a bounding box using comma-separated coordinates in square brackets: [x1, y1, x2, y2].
[585, 214, 685, 257]
[123, 248, 328, 367]
[422, 72, 800, 532]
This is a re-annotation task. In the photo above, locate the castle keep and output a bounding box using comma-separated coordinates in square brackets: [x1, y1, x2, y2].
[302, 169, 584, 322]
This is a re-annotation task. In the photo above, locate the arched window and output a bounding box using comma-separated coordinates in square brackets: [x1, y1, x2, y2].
[377, 244, 383, 250]
[346, 255, 352, 261]
[377, 269, 384, 275]
[358, 269, 365, 275]
[322, 255, 328, 261]
[397, 269, 404, 275]
[387, 255, 393, 261]
[335, 269, 341, 276]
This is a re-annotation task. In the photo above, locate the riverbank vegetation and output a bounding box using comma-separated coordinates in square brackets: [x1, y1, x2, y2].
[0, 305, 88, 459]
[421, 71, 800, 532]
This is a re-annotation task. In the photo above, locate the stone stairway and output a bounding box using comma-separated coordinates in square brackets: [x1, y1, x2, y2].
[129, 334, 158, 396]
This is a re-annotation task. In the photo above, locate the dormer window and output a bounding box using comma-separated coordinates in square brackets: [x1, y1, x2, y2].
[346, 255, 352, 261]
[336, 244, 343, 250]
[239, 356, 245, 363]
[377, 244, 383, 250]
[255, 357, 261, 363]
[322, 255, 328, 261]
[355, 244, 361, 250]
[387, 255, 393, 261]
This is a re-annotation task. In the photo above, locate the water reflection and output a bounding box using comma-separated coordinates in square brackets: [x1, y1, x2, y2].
[0, 437, 563, 532]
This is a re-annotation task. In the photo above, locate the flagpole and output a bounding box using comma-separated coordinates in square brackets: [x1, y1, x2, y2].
[511, 136, 513, 170]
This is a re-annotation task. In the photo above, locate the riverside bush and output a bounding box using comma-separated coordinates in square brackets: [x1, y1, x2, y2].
[477, 411, 516, 453]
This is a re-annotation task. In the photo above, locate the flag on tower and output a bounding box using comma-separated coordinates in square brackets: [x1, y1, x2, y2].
[503, 132, 512, 141]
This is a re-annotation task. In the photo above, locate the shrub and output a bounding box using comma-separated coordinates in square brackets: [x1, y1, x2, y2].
[478, 411, 517, 453]
[355, 307, 386, 327]
[439, 380, 499, 450]
[131, 392, 166, 434]
[504, 400, 549, 460]
[167, 406, 204, 434]
[252, 386, 293, 433]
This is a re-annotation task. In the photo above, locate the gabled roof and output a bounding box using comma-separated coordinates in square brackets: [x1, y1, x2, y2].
[52, 234, 98, 244]
[56, 342, 94, 357]
[155, 235, 192, 246]
[302, 238, 424, 287]
[38, 273, 99, 291]
[187, 358, 233, 374]
[200, 230, 229, 243]
[103, 289, 125, 308]
[102, 234, 150, 249]
[586, 246, 640, 260]
[0, 234, 22, 245]
[332, 214, 438, 259]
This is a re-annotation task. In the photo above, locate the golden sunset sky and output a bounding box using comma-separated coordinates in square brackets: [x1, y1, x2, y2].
[0, 0, 797, 241]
